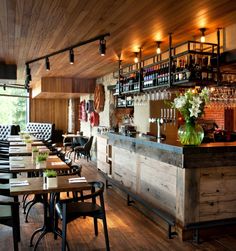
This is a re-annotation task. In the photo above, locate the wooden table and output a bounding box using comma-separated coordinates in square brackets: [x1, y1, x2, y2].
[7, 135, 41, 142]
[9, 155, 70, 173]
[10, 141, 44, 147]
[10, 176, 90, 251]
[9, 145, 50, 156]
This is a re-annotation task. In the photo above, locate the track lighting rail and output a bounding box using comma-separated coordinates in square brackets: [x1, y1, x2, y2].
[25, 32, 110, 65]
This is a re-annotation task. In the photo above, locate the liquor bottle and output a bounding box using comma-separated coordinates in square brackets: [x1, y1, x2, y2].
[201, 56, 208, 81]
[165, 63, 169, 83]
[194, 54, 201, 80]
[184, 55, 191, 80]
[178, 58, 184, 81]
[175, 58, 180, 82]
[207, 55, 213, 81]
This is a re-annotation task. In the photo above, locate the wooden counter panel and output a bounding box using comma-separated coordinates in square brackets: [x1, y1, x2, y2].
[112, 146, 137, 192]
[138, 155, 177, 216]
[199, 167, 236, 221]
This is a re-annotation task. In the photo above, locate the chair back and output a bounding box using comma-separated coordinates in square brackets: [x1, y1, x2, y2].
[84, 136, 93, 151]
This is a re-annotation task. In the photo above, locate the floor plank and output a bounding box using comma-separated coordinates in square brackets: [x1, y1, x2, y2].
[1, 158, 236, 250]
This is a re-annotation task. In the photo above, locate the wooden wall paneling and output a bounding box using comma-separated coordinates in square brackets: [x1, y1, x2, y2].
[139, 155, 177, 216]
[30, 98, 68, 132]
[42, 77, 73, 93]
[182, 168, 200, 225]
[199, 167, 236, 221]
[72, 78, 96, 94]
[0, 0, 236, 82]
[112, 146, 137, 192]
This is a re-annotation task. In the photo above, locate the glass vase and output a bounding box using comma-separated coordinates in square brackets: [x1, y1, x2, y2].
[178, 120, 204, 146]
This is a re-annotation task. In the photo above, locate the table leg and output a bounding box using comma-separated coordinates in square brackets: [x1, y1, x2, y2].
[29, 193, 62, 250]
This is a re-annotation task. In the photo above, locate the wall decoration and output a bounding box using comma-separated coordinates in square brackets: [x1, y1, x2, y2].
[94, 84, 105, 113]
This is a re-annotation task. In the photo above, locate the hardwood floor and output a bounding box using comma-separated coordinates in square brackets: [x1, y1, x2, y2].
[1, 158, 236, 250]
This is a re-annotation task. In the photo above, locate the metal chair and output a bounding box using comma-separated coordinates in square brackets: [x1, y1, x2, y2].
[55, 181, 110, 251]
[0, 178, 20, 251]
[73, 136, 93, 161]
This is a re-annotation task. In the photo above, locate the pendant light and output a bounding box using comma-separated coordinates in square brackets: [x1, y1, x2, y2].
[45, 57, 50, 71]
[199, 28, 206, 43]
[99, 38, 106, 56]
[134, 52, 139, 63]
[156, 41, 162, 54]
[69, 49, 74, 64]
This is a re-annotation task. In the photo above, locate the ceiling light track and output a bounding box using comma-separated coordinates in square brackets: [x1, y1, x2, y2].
[24, 32, 110, 89]
[25, 32, 110, 65]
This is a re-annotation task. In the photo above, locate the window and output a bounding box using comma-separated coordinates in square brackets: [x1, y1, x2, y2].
[0, 85, 28, 130]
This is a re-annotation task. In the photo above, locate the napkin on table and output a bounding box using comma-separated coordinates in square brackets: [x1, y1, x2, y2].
[10, 180, 29, 187]
[11, 157, 23, 161]
[68, 177, 87, 183]
[11, 163, 25, 168]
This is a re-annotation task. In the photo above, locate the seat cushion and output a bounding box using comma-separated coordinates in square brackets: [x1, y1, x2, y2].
[0, 205, 12, 218]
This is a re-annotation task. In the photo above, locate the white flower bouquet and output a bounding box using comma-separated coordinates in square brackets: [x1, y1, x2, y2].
[172, 87, 210, 145]
[172, 87, 209, 122]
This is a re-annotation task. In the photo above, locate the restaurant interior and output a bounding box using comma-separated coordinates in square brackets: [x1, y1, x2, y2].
[1, 0, 236, 250]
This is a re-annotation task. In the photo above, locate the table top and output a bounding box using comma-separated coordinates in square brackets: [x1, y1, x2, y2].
[9, 155, 69, 173]
[7, 135, 41, 142]
[9, 145, 50, 156]
[62, 134, 83, 138]
[10, 141, 44, 146]
[10, 176, 90, 195]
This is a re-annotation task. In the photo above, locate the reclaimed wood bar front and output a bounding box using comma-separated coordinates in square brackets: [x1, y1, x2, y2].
[98, 133, 236, 239]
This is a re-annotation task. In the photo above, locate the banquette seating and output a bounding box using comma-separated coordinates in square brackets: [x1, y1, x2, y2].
[26, 122, 55, 141]
[0, 125, 20, 140]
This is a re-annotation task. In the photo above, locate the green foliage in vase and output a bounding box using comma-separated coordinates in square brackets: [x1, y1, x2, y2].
[171, 87, 209, 122]
[24, 139, 32, 143]
[44, 169, 57, 177]
[32, 147, 39, 153]
[36, 152, 48, 163]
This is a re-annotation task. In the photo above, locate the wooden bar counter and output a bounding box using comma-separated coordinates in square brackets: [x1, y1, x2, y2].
[98, 133, 236, 240]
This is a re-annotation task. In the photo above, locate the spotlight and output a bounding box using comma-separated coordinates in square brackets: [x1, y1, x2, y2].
[28, 74, 32, 81]
[199, 28, 206, 43]
[156, 41, 162, 54]
[45, 57, 50, 71]
[25, 79, 29, 89]
[3, 84, 6, 91]
[69, 49, 74, 64]
[134, 52, 139, 63]
[99, 38, 106, 56]
[26, 64, 31, 75]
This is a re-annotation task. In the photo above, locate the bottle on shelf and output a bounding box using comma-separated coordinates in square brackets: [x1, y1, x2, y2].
[207, 55, 213, 81]
[175, 58, 180, 82]
[201, 56, 208, 81]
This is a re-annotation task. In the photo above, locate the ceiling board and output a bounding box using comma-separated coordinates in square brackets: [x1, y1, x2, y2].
[0, 0, 235, 85]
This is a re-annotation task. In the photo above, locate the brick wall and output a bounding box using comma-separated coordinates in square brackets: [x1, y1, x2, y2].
[203, 106, 225, 129]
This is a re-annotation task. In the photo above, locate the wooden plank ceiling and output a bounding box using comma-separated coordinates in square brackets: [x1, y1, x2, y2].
[0, 0, 236, 86]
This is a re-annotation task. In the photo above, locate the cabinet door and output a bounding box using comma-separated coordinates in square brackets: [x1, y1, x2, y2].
[112, 146, 137, 192]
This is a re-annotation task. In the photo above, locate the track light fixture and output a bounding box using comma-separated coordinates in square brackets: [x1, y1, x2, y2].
[69, 49, 74, 64]
[99, 38, 106, 56]
[26, 64, 31, 75]
[45, 57, 50, 71]
[24, 33, 110, 88]
[156, 41, 162, 54]
[199, 28, 206, 43]
[134, 52, 139, 63]
[3, 84, 6, 91]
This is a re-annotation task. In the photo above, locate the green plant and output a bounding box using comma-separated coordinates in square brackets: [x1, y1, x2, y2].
[32, 147, 39, 153]
[24, 139, 33, 144]
[44, 169, 57, 177]
[24, 134, 30, 140]
[36, 153, 48, 163]
[171, 87, 209, 122]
